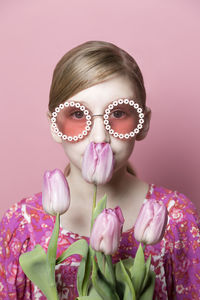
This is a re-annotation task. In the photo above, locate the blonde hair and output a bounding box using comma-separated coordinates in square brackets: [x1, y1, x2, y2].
[49, 40, 146, 112]
[49, 40, 145, 177]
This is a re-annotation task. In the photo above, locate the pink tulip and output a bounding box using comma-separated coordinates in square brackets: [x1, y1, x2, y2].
[82, 142, 114, 185]
[134, 200, 168, 245]
[42, 169, 70, 216]
[90, 207, 124, 255]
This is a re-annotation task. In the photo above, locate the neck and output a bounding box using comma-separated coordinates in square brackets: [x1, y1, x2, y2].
[60, 162, 144, 236]
[66, 162, 136, 205]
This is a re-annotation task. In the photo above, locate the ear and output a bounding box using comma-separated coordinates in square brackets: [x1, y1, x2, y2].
[136, 106, 152, 141]
[46, 111, 63, 144]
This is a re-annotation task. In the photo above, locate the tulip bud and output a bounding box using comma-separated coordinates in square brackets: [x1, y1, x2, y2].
[90, 207, 124, 255]
[42, 169, 70, 216]
[82, 142, 114, 185]
[134, 200, 168, 245]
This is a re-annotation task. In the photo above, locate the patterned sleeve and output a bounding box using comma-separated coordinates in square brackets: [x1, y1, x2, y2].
[167, 192, 200, 299]
[0, 203, 32, 299]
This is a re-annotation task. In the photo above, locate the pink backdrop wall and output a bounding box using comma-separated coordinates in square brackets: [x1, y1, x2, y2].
[0, 0, 200, 219]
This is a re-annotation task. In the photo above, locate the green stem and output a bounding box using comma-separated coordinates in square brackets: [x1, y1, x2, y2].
[82, 245, 93, 296]
[142, 243, 146, 253]
[92, 184, 97, 211]
[105, 254, 116, 288]
[103, 255, 106, 274]
[46, 213, 60, 299]
[47, 285, 60, 300]
[90, 184, 97, 233]
[47, 213, 60, 276]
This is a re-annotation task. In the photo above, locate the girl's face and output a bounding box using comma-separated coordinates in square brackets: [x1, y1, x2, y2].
[50, 75, 146, 175]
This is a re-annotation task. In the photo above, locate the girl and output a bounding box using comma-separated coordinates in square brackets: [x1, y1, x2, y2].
[0, 41, 200, 299]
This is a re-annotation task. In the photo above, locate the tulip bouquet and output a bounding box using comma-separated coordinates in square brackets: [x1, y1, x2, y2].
[19, 142, 168, 300]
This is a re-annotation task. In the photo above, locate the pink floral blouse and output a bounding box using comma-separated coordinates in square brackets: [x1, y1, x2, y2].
[0, 183, 200, 300]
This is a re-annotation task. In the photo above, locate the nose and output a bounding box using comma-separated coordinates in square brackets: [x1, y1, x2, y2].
[89, 116, 110, 143]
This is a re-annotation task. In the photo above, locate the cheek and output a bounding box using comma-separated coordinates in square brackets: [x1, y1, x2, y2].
[61, 140, 87, 168]
[111, 138, 135, 169]
[61, 137, 135, 172]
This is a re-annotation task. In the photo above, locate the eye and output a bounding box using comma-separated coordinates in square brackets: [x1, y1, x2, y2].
[111, 110, 126, 119]
[71, 110, 85, 119]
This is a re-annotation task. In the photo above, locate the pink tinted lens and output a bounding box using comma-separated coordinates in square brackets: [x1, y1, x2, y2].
[108, 104, 139, 134]
[56, 106, 88, 136]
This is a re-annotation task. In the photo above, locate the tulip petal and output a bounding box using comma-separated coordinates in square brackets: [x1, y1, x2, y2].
[114, 206, 125, 225]
[82, 142, 114, 185]
[134, 200, 168, 245]
[90, 207, 124, 255]
[82, 142, 97, 182]
[134, 201, 154, 242]
[94, 143, 114, 184]
[42, 169, 70, 216]
[42, 171, 52, 213]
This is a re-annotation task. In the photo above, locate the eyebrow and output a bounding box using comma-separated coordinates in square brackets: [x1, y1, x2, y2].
[68, 97, 137, 110]
[72, 100, 89, 106]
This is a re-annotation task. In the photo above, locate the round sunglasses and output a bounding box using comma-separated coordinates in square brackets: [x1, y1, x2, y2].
[50, 98, 144, 142]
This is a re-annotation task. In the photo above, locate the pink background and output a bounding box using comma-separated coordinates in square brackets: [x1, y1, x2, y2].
[0, 0, 200, 219]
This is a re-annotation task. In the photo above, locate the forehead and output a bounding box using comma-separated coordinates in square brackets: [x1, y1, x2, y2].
[67, 75, 137, 111]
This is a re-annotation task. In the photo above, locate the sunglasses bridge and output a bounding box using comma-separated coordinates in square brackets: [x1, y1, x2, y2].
[92, 114, 104, 117]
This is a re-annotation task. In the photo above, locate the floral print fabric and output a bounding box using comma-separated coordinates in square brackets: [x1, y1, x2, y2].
[0, 183, 200, 299]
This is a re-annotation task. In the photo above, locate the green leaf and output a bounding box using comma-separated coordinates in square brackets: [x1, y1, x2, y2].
[76, 296, 102, 300]
[19, 214, 61, 300]
[96, 253, 117, 294]
[141, 255, 151, 293]
[130, 243, 146, 296]
[19, 245, 58, 300]
[77, 252, 88, 296]
[88, 286, 103, 299]
[77, 245, 93, 296]
[47, 213, 60, 278]
[121, 258, 135, 272]
[105, 255, 116, 288]
[91, 194, 107, 228]
[91, 257, 119, 300]
[56, 239, 89, 264]
[139, 270, 156, 300]
[56, 239, 90, 296]
[96, 251, 105, 275]
[56, 239, 89, 296]
[115, 260, 136, 300]
[81, 246, 93, 296]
